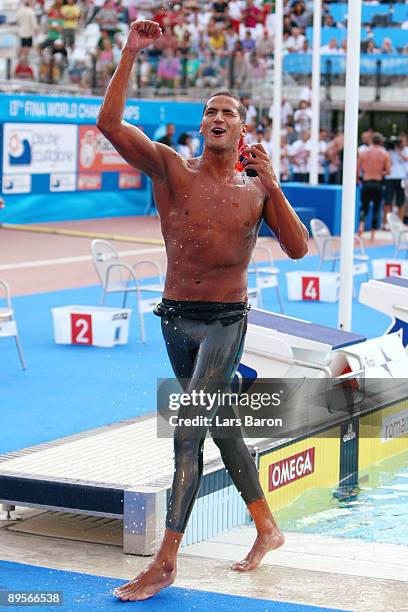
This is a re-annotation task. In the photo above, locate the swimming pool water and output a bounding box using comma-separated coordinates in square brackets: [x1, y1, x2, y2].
[276, 450, 408, 546]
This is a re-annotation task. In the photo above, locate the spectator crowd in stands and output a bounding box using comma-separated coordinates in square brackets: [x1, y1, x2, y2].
[14, 0, 408, 90]
[12, 0, 408, 187]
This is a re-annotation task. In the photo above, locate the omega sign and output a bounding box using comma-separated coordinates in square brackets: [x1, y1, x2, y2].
[268, 447, 315, 492]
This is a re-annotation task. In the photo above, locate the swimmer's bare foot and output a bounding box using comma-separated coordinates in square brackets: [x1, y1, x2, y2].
[113, 559, 176, 601]
[113, 528, 182, 601]
[231, 529, 284, 572]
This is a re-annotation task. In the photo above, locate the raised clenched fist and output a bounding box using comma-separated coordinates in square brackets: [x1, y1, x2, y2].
[125, 20, 162, 52]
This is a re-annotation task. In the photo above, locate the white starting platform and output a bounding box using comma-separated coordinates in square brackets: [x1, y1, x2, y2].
[51, 305, 131, 348]
[371, 259, 408, 280]
[286, 271, 340, 302]
[359, 276, 408, 348]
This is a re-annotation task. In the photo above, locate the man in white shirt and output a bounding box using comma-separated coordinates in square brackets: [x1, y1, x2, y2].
[268, 97, 293, 127]
[241, 95, 257, 125]
[284, 27, 305, 53]
[320, 38, 342, 54]
[16, 0, 37, 59]
[294, 100, 312, 134]
[289, 130, 311, 182]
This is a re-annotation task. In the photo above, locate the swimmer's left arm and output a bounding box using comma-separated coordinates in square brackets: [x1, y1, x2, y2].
[243, 144, 309, 259]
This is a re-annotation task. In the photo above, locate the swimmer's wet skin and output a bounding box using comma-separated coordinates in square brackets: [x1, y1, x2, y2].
[97, 19, 307, 602]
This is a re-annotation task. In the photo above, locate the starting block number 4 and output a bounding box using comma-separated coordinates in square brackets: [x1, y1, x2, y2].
[302, 276, 320, 301]
[71, 313, 93, 345]
[386, 263, 402, 277]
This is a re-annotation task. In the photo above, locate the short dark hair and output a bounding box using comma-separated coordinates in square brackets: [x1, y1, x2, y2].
[178, 132, 190, 146]
[203, 91, 247, 123]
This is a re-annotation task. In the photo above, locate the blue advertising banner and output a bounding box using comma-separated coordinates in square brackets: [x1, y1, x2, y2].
[0, 94, 204, 126]
[0, 94, 204, 222]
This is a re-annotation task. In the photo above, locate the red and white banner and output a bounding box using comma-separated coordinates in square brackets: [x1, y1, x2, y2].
[268, 447, 315, 491]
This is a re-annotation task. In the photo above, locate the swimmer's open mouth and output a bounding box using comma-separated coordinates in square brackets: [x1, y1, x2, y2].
[211, 127, 226, 136]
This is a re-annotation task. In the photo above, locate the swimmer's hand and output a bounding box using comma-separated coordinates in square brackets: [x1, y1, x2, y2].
[125, 20, 162, 53]
[242, 144, 280, 192]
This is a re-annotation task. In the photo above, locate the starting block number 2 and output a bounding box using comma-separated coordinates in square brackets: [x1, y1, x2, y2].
[71, 313, 93, 345]
[302, 276, 320, 301]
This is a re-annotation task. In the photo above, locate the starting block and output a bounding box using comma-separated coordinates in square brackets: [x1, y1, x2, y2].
[371, 259, 408, 279]
[286, 271, 340, 302]
[51, 305, 131, 348]
[359, 276, 408, 348]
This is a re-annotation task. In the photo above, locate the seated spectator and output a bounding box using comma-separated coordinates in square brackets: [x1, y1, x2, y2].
[320, 38, 342, 54]
[196, 50, 223, 87]
[155, 26, 178, 53]
[115, 0, 129, 25]
[112, 35, 124, 64]
[365, 39, 379, 54]
[248, 52, 267, 85]
[96, 0, 119, 35]
[177, 133, 194, 159]
[283, 123, 298, 145]
[96, 38, 114, 76]
[51, 38, 69, 81]
[241, 30, 256, 54]
[224, 24, 239, 53]
[174, 13, 190, 42]
[327, 130, 344, 184]
[243, 0, 263, 29]
[298, 80, 311, 104]
[98, 29, 112, 51]
[255, 126, 272, 158]
[381, 38, 395, 54]
[231, 48, 249, 89]
[283, 15, 296, 35]
[209, 28, 226, 53]
[178, 32, 192, 58]
[157, 48, 181, 88]
[257, 29, 274, 58]
[294, 100, 312, 133]
[186, 51, 201, 84]
[291, 1, 311, 29]
[68, 59, 88, 86]
[281, 97, 294, 125]
[284, 27, 306, 53]
[61, 0, 81, 50]
[139, 53, 152, 86]
[280, 134, 291, 182]
[152, 6, 169, 28]
[241, 94, 257, 125]
[289, 129, 311, 182]
[212, 1, 229, 23]
[14, 58, 34, 80]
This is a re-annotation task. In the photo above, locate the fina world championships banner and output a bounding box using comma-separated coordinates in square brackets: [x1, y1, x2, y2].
[0, 94, 204, 222]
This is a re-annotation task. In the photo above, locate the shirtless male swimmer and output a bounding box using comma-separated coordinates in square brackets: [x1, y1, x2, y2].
[97, 20, 309, 602]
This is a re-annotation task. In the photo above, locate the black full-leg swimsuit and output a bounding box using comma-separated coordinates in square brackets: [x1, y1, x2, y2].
[154, 299, 264, 533]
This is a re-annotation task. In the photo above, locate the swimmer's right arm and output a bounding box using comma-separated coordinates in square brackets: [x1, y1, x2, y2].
[97, 21, 168, 178]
